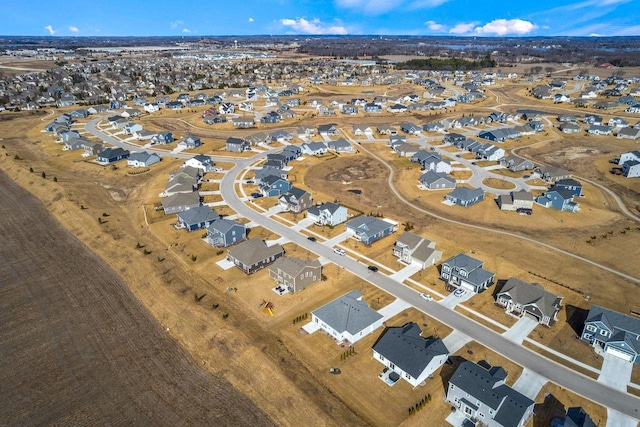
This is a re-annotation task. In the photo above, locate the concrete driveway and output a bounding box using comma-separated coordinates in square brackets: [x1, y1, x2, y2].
[440, 290, 474, 309]
[377, 298, 411, 322]
[512, 368, 548, 400]
[389, 263, 422, 282]
[323, 231, 354, 247]
[598, 353, 633, 391]
[606, 410, 639, 427]
[502, 316, 538, 344]
[442, 330, 471, 354]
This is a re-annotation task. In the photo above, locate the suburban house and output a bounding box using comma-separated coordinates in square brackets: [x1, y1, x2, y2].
[440, 253, 495, 293]
[581, 305, 640, 363]
[563, 407, 597, 427]
[400, 123, 421, 134]
[301, 142, 328, 156]
[307, 202, 348, 227]
[534, 166, 571, 183]
[444, 133, 466, 145]
[328, 138, 354, 153]
[127, 151, 160, 168]
[535, 189, 580, 212]
[176, 206, 219, 231]
[392, 231, 442, 269]
[372, 322, 449, 388]
[268, 257, 322, 293]
[161, 192, 201, 215]
[497, 190, 534, 212]
[447, 361, 534, 427]
[419, 171, 456, 190]
[259, 175, 291, 197]
[164, 172, 199, 197]
[445, 187, 485, 207]
[151, 131, 174, 145]
[496, 278, 563, 326]
[226, 238, 285, 275]
[278, 187, 313, 213]
[206, 218, 247, 248]
[233, 116, 256, 128]
[559, 122, 582, 134]
[500, 155, 534, 172]
[178, 135, 202, 149]
[618, 127, 640, 140]
[96, 147, 130, 164]
[345, 215, 397, 245]
[226, 137, 250, 153]
[554, 178, 583, 197]
[310, 290, 384, 345]
[317, 124, 338, 136]
[184, 154, 214, 172]
[619, 151, 640, 178]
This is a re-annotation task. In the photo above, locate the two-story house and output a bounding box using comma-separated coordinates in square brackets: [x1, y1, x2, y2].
[306, 202, 348, 227]
[268, 257, 322, 293]
[346, 216, 397, 245]
[206, 218, 247, 248]
[278, 187, 313, 213]
[439, 253, 495, 293]
[227, 238, 284, 275]
[581, 305, 640, 363]
[392, 231, 442, 270]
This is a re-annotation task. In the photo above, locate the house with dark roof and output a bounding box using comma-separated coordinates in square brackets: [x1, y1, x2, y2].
[227, 238, 284, 275]
[496, 278, 563, 326]
[161, 192, 201, 215]
[563, 407, 597, 427]
[311, 290, 384, 345]
[619, 151, 640, 178]
[447, 361, 534, 427]
[301, 141, 328, 156]
[372, 323, 449, 387]
[328, 138, 354, 153]
[178, 135, 202, 149]
[346, 215, 397, 245]
[259, 175, 291, 197]
[534, 166, 571, 183]
[255, 166, 287, 184]
[554, 178, 583, 197]
[581, 305, 640, 363]
[278, 187, 312, 213]
[400, 123, 421, 134]
[535, 189, 580, 212]
[268, 257, 322, 293]
[184, 154, 214, 172]
[419, 171, 456, 190]
[444, 133, 466, 145]
[317, 124, 338, 136]
[226, 137, 250, 153]
[440, 253, 495, 293]
[176, 206, 219, 231]
[96, 147, 130, 164]
[392, 231, 442, 269]
[445, 187, 485, 207]
[307, 202, 348, 227]
[127, 151, 160, 168]
[206, 218, 247, 248]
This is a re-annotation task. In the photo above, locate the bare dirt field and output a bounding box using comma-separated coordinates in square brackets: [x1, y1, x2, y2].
[0, 169, 274, 427]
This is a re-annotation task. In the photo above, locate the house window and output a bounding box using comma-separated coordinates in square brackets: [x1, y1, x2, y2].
[601, 330, 610, 337]
[479, 412, 485, 418]
[464, 406, 473, 415]
[585, 324, 597, 332]
[442, 265, 450, 273]
[449, 384, 455, 390]
[489, 409, 494, 416]
[583, 333, 592, 340]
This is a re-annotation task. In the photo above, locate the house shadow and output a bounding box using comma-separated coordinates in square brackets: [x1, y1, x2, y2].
[565, 305, 589, 336]
[533, 393, 566, 427]
[491, 279, 508, 299]
[438, 355, 467, 393]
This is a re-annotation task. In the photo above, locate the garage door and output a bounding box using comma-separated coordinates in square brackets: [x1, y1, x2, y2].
[460, 282, 476, 292]
[606, 346, 634, 362]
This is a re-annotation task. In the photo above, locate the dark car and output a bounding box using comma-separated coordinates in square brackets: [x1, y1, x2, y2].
[307, 236, 317, 242]
[251, 192, 263, 198]
[367, 265, 378, 272]
[246, 180, 254, 184]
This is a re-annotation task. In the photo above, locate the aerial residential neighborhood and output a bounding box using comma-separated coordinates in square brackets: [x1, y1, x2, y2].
[2, 15, 640, 427]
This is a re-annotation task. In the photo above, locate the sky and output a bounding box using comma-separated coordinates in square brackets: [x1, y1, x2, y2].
[1, 0, 639, 38]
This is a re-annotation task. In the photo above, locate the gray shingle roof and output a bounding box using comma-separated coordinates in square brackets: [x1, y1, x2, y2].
[177, 206, 219, 225]
[271, 256, 321, 277]
[497, 278, 563, 320]
[207, 218, 244, 234]
[372, 323, 448, 378]
[346, 216, 395, 239]
[312, 290, 382, 335]
[227, 238, 284, 267]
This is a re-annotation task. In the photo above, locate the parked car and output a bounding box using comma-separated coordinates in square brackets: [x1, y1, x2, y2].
[246, 180, 254, 184]
[420, 293, 433, 301]
[251, 192, 263, 198]
[367, 265, 379, 272]
[453, 288, 466, 297]
[307, 236, 317, 242]
[334, 248, 346, 256]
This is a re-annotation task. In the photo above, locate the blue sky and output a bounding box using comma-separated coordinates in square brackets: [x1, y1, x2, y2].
[1, 0, 638, 37]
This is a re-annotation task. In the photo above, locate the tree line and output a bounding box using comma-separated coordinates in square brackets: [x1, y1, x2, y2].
[395, 57, 497, 71]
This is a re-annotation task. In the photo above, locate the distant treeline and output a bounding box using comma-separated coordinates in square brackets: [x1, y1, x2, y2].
[395, 57, 497, 71]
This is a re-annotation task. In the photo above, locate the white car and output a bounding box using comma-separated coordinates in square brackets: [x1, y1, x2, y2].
[420, 293, 433, 301]
[333, 248, 346, 256]
[453, 288, 466, 297]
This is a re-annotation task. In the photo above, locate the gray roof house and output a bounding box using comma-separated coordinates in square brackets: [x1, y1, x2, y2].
[372, 323, 449, 387]
[445, 187, 485, 207]
[564, 407, 597, 427]
[499, 155, 534, 172]
[419, 171, 456, 190]
[497, 190, 534, 212]
[227, 238, 285, 275]
[206, 218, 247, 248]
[328, 138, 354, 153]
[176, 206, 219, 232]
[268, 257, 322, 293]
[496, 278, 563, 327]
[127, 151, 161, 168]
[184, 154, 214, 172]
[278, 187, 313, 213]
[534, 165, 571, 183]
[311, 290, 384, 345]
[581, 305, 640, 363]
[392, 231, 442, 269]
[178, 135, 202, 149]
[307, 202, 348, 227]
[226, 137, 250, 153]
[161, 192, 201, 216]
[447, 361, 534, 427]
[301, 141, 328, 156]
[346, 215, 397, 245]
[440, 253, 495, 293]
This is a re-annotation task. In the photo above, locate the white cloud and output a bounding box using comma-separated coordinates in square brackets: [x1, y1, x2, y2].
[170, 20, 183, 29]
[474, 19, 537, 36]
[248, 17, 254, 22]
[425, 20, 446, 32]
[182, 28, 190, 33]
[44, 25, 55, 35]
[589, 33, 602, 36]
[409, 0, 450, 8]
[449, 22, 477, 34]
[334, 0, 448, 15]
[280, 18, 348, 35]
[69, 26, 79, 33]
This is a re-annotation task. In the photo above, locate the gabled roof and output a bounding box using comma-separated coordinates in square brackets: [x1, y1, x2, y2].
[161, 192, 200, 209]
[586, 305, 640, 336]
[497, 278, 562, 320]
[207, 218, 245, 234]
[227, 238, 284, 266]
[346, 216, 395, 237]
[420, 171, 455, 186]
[447, 187, 484, 201]
[372, 323, 448, 378]
[308, 202, 343, 217]
[313, 290, 382, 335]
[271, 256, 320, 278]
[177, 206, 219, 225]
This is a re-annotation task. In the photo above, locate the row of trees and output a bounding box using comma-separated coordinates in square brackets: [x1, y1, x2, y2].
[395, 57, 497, 71]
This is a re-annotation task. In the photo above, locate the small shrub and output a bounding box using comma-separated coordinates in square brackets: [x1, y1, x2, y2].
[53, 177, 57, 182]
[216, 250, 223, 256]
[222, 313, 229, 319]
[143, 249, 151, 255]
[191, 255, 197, 262]
[41, 171, 46, 179]
[157, 256, 165, 262]
[212, 303, 219, 309]
[29, 167, 33, 173]
[14, 154, 20, 160]
[194, 293, 207, 302]
[136, 242, 143, 248]
[102, 212, 109, 217]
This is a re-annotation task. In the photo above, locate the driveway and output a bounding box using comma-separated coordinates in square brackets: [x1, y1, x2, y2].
[377, 298, 411, 322]
[440, 290, 474, 309]
[442, 330, 471, 354]
[598, 353, 633, 391]
[323, 231, 354, 247]
[512, 368, 548, 400]
[502, 316, 538, 344]
[389, 263, 422, 282]
[606, 410, 639, 427]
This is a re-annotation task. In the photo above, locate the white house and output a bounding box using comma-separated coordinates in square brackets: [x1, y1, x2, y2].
[184, 154, 214, 172]
[306, 202, 348, 227]
[127, 151, 161, 168]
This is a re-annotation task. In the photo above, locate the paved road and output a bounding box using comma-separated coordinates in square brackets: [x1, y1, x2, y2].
[220, 161, 640, 418]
